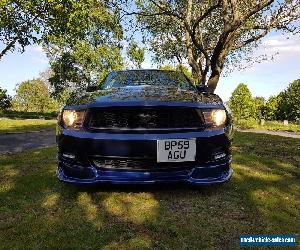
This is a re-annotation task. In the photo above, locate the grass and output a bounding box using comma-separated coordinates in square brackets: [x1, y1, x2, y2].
[0, 132, 299, 249]
[0, 110, 57, 120]
[0, 118, 57, 134]
[235, 120, 300, 132]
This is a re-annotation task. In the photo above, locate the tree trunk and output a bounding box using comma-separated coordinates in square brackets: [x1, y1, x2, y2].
[207, 73, 220, 93]
[207, 47, 228, 93]
[191, 67, 202, 85]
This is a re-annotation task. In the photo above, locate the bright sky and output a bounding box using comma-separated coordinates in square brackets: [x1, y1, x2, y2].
[0, 33, 299, 101]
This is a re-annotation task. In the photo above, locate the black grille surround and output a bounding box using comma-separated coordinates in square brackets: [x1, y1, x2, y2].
[90, 155, 230, 171]
[85, 106, 204, 131]
[92, 157, 197, 171]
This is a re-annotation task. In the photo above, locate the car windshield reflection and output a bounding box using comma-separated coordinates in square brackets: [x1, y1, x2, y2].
[103, 70, 194, 91]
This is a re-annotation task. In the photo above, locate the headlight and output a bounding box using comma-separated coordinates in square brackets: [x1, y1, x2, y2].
[202, 109, 227, 127]
[62, 109, 86, 129]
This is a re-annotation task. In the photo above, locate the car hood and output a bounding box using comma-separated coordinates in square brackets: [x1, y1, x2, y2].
[65, 86, 223, 107]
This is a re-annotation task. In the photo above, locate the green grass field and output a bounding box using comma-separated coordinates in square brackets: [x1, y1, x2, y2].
[0, 132, 299, 249]
[0, 119, 57, 134]
[235, 120, 300, 132]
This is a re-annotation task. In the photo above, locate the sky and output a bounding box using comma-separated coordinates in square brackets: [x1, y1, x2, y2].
[0, 33, 299, 101]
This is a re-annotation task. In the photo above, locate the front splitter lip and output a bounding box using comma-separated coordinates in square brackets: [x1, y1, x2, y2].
[56, 164, 233, 186]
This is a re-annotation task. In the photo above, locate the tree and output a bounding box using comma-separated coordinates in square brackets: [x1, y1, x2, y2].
[1, 1, 124, 97]
[126, 41, 145, 68]
[0, 87, 12, 110]
[13, 79, 59, 112]
[253, 96, 265, 120]
[228, 83, 256, 122]
[277, 79, 300, 121]
[122, 0, 300, 92]
[44, 1, 124, 96]
[263, 95, 281, 120]
[0, 0, 117, 59]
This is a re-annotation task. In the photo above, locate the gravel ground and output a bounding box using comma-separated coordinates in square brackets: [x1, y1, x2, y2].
[0, 130, 56, 154]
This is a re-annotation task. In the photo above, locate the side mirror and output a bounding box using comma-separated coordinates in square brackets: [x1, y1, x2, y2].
[196, 85, 208, 93]
[86, 85, 98, 92]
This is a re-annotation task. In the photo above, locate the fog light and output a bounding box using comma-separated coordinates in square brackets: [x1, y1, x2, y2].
[62, 153, 75, 159]
[214, 152, 226, 160]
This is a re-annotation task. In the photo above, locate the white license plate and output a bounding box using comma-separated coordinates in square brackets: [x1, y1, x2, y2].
[157, 139, 196, 162]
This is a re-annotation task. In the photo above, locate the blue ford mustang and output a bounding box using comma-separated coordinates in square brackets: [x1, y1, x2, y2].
[56, 69, 233, 185]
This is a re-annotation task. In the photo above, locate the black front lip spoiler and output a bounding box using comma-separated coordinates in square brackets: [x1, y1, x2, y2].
[57, 160, 233, 185]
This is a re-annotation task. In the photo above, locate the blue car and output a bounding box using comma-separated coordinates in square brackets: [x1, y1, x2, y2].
[56, 70, 233, 185]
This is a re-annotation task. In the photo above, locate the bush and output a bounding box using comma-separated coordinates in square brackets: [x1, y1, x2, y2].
[233, 119, 259, 129]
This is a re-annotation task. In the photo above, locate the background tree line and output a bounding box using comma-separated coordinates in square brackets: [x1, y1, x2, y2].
[228, 79, 300, 123]
[0, 70, 66, 113]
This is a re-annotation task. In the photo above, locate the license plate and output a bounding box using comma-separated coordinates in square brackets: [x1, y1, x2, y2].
[157, 139, 196, 162]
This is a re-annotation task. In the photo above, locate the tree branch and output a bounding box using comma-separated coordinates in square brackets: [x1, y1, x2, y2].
[242, 0, 274, 23]
[0, 12, 41, 60]
[191, 0, 221, 37]
[0, 38, 18, 59]
[148, 0, 184, 20]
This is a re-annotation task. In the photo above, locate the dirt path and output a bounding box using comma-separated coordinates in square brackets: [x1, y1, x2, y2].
[0, 130, 56, 154]
[237, 129, 300, 139]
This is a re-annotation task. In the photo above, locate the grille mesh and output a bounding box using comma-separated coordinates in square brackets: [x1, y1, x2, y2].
[87, 107, 203, 129]
[92, 158, 195, 171]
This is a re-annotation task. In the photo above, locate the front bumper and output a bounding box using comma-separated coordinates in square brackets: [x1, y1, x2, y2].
[57, 160, 233, 185]
[56, 126, 233, 185]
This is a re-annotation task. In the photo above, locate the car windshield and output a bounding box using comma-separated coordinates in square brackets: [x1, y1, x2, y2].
[103, 70, 194, 91]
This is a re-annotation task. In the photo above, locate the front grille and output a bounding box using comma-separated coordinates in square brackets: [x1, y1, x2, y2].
[92, 157, 196, 171]
[86, 107, 203, 130]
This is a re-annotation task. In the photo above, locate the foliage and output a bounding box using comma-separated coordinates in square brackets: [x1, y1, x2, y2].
[0, 87, 12, 110]
[228, 83, 256, 122]
[44, 1, 124, 96]
[0, 0, 118, 58]
[38, 68, 72, 105]
[47, 43, 123, 97]
[122, 0, 300, 92]
[126, 41, 145, 68]
[0, 132, 299, 248]
[13, 79, 59, 113]
[262, 95, 281, 121]
[253, 96, 265, 120]
[0, 1, 124, 97]
[230, 79, 300, 123]
[276, 79, 300, 122]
